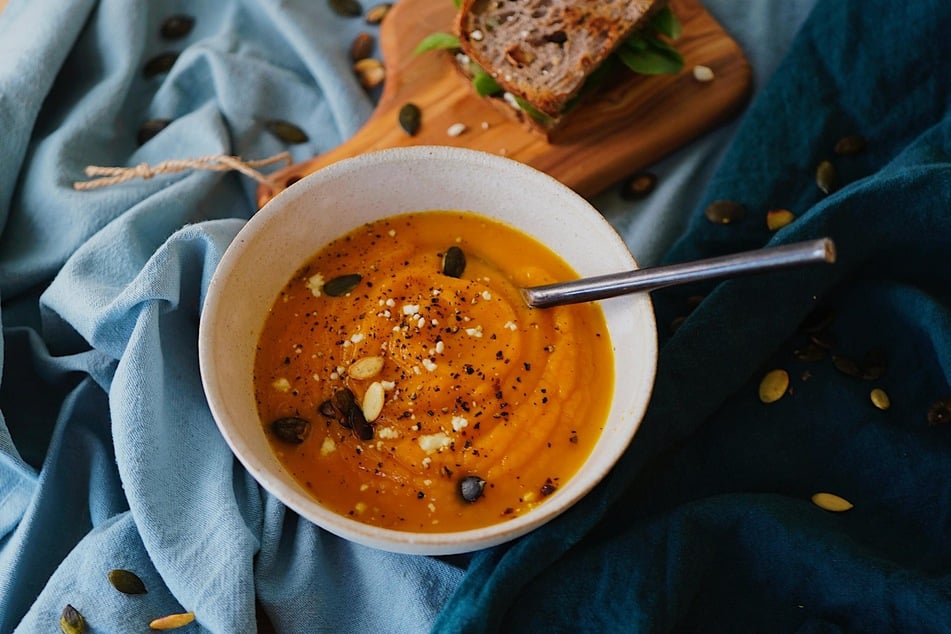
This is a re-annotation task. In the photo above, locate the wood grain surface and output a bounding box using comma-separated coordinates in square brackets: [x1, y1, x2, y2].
[256, 0, 751, 208]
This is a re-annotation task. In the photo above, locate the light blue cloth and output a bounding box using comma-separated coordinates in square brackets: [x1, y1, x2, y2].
[0, 0, 815, 631]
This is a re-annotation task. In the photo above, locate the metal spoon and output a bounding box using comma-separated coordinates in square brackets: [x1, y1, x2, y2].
[521, 238, 836, 308]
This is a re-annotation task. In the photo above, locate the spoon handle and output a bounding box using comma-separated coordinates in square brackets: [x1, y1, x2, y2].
[521, 238, 836, 308]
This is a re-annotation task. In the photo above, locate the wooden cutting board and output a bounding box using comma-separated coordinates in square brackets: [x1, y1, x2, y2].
[255, 0, 751, 208]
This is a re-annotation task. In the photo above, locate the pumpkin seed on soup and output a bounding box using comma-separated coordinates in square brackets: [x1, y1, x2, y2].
[60, 605, 86, 634]
[704, 200, 745, 224]
[441, 246, 466, 278]
[398, 103, 421, 136]
[323, 273, 362, 296]
[459, 475, 486, 503]
[270, 417, 310, 444]
[108, 568, 147, 595]
[758, 369, 789, 403]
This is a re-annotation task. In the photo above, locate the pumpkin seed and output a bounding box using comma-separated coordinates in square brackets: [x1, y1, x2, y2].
[143, 52, 179, 77]
[348, 356, 385, 379]
[270, 417, 310, 444]
[793, 341, 826, 362]
[870, 388, 890, 410]
[333, 388, 374, 439]
[926, 397, 951, 426]
[329, 0, 363, 17]
[362, 381, 385, 422]
[758, 369, 789, 403]
[831, 354, 863, 379]
[810, 331, 836, 350]
[149, 611, 195, 630]
[860, 348, 887, 380]
[323, 273, 362, 296]
[108, 568, 147, 595]
[799, 304, 835, 333]
[318, 399, 337, 418]
[265, 119, 309, 144]
[442, 246, 466, 278]
[834, 134, 866, 156]
[766, 208, 795, 231]
[459, 475, 486, 503]
[398, 103, 422, 136]
[704, 200, 745, 224]
[160, 14, 195, 40]
[350, 32, 375, 62]
[332, 388, 358, 428]
[137, 119, 172, 146]
[364, 3, 392, 24]
[619, 171, 657, 200]
[354, 57, 385, 89]
[811, 492, 853, 512]
[816, 159, 836, 194]
[60, 604, 86, 634]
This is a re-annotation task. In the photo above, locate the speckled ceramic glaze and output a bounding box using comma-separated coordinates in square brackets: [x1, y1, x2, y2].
[198, 146, 657, 555]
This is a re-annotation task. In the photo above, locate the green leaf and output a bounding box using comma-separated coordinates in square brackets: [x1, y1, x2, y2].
[413, 32, 460, 55]
[649, 7, 682, 40]
[471, 69, 502, 97]
[615, 41, 684, 75]
[513, 96, 553, 123]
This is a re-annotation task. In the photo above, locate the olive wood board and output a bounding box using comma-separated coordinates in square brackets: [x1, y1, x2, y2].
[256, 0, 751, 209]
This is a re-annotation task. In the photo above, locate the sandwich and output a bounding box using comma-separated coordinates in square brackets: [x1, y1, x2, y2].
[416, 0, 684, 137]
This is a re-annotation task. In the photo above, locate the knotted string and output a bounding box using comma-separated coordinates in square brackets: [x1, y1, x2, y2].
[73, 152, 292, 191]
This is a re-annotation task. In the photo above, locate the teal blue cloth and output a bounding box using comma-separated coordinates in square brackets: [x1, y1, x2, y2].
[4, 0, 946, 632]
[435, 0, 951, 631]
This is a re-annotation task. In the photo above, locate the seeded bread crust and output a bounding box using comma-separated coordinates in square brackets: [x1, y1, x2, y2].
[455, 0, 663, 118]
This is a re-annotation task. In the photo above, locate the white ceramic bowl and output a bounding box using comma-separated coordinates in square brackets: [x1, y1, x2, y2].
[198, 146, 657, 555]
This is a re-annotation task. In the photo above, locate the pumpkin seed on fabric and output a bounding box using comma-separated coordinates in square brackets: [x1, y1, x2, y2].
[60, 605, 86, 634]
[160, 15, 195, 40]
[137, 119, 172, 146]
[143, 52, 179, 78]
[704, 200, 745, 224]
[329, 0, 363, 17]
[834, 134, 866, 155]
[265, 120, 309, 144]
[758, 369, 789, 403]
[816, 160, 837, 194]
[108, 569, 147, 595]
[811, 492, 853, 512]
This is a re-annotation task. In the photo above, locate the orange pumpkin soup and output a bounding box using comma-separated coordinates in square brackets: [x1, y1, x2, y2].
[253, 211, 614, 532]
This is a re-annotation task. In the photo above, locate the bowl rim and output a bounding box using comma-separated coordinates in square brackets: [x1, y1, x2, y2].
[199, 146, 658, 555]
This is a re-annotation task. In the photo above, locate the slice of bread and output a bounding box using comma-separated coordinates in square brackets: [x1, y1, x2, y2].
[455, 0, 662, 118]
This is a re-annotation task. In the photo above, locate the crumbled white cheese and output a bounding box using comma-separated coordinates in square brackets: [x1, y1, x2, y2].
[402, 303, 420, 315]
[354, 502, 367, 514]
[451, 416, 468, 432]
[465, 325, 483, 338]
[305, 273, 324, 297]
[418, 432, 451, 454]
[435, 341, 445, 354]
[272, 378, 291, 392]
[447, 122, 467, 137]
[377, 426, 399, 439]
[481, 290, 492, 301]
[504, 321, 517, 331]
[422, 358, 438, 372]
[320, 436, 336, 456]
[469, 29, 484, 41]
